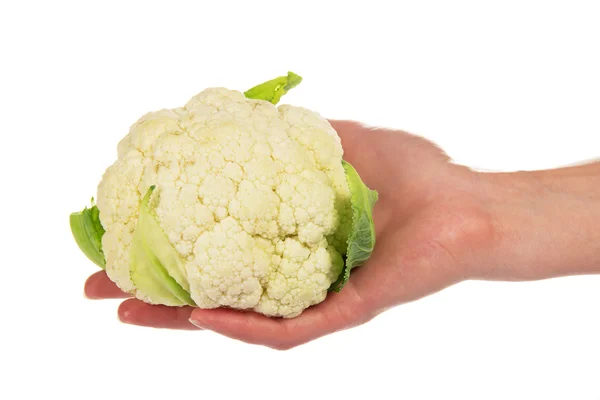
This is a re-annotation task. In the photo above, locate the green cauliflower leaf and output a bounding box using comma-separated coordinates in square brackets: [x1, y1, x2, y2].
[330, 160, 378, 292]
[244, 71, 302, 104]
[70, 203, 106, 268]
[129, 186, 196, 306]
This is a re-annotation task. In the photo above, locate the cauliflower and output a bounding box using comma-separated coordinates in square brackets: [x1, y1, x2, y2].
[70, 72, 377, 318]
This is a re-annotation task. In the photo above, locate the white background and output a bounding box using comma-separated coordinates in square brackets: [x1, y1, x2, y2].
[1, 1, 599, 399]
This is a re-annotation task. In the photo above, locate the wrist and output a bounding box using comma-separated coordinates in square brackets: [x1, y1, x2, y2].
[472, 163, 600, 280]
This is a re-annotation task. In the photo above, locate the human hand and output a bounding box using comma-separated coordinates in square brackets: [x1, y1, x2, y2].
[84, 120, 600, 349]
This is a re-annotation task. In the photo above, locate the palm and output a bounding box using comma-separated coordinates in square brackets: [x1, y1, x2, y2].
[85, 120, 491, 349]
[336, 121, 490, 313]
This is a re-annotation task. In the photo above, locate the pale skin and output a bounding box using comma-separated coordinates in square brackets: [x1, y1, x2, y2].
[84, 120, 600, 350]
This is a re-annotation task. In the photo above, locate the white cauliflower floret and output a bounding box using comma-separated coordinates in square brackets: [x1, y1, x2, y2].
[96, 87, 350, 318]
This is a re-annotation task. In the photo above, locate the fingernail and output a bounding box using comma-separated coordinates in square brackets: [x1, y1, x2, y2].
[189, 318, 212, 329]
[118, 300, 136, 324]
[119, 309, 134, 324]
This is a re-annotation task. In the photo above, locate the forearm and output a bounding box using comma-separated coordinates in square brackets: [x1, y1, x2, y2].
[474, 162, 600, 280]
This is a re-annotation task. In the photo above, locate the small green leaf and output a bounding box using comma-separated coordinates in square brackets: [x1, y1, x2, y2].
[130, 186, 196, 306]
[244, 71, 302, 104]
[330, 161, 378, 292]
[70, 205, 106, 269]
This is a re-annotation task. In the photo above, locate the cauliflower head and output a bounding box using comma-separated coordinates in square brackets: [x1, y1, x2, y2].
[70, 72, 377, 318]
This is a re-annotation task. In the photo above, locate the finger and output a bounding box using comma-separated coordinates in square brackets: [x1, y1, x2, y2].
[189, 282, 371, 350]
[118, 298, 200, 330]
[84, 270, 131, 299]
